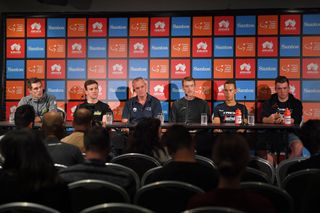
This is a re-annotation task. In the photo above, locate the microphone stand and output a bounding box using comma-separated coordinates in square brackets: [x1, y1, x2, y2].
[243, 95, 247, 126]
[184, 96, 189, 124]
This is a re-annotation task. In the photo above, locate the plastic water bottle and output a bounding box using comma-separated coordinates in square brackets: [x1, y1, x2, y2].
[235, 108, 242, 125]
[9, 105, 17, 123]
[284, 108, 291, 125]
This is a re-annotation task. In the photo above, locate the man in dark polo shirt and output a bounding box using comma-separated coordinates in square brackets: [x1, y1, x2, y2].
[213, 80, 248, 124]
[170, 76, 210, 123]
[76, 79, 113, 126]
[122, 77, 162, 124]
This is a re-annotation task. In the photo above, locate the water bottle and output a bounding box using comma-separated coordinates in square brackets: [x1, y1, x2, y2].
[284, 108, 291, 125]
[235, 108, 242, 125]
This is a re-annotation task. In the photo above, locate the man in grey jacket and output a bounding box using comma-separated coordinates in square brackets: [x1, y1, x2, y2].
[18, 78, 57, 123]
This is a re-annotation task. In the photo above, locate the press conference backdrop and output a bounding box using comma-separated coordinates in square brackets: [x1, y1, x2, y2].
[3, 10, 320, 121]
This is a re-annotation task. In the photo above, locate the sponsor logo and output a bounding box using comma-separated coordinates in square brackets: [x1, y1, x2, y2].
[194, 21, 211, 30]
[48, 44, 64, 53]
[237, 42, 254, 52]
[113, 64, 123, 72]
[215, 64, 232, 73]
[304, 41, 320, 51]
[154, 85, 164, 93]
[10, 43, 21, 52]
[110, 43, 126, 52]
[218, 20, 230, 30]
[8, 23, 24, 32]
[69, 23, 85, 32]
[197, 41, 208, 50]
[307, 62, 319, 73]
[28, 64, 43, 73]
[284, 19, 296, 30]
[240, 63, 251, 73]
[151, 64, 167, 73]
[259, 20, 277, 29]
[7, 86, 23, 95]
[262, 41, 274, 51]
[175, 63, 186, 72]
[155, 21, 165, 30]
[281, 64, 299, 73]
[92, 22, 103, 31]
[89, 65, 104, 74]
[131, 22, 148, 31]
[30, 22, 41, 32]
[133, 42, 144, 53]
[51, 64, 62, 75]
[173, 43, 189, 51]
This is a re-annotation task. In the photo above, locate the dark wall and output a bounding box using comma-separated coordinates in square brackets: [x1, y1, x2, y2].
[1, 0, 320, 12]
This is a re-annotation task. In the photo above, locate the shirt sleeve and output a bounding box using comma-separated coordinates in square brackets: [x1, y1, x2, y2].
[213, 104, 220, 118]
[204, 101, 211, 122]
[152, 99, 162, 117]
[170, 101, 178, 122]
[261, 100, 272, 120]
[18, 97, 27, 106]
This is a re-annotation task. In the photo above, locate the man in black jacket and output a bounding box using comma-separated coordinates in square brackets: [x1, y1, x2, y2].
[261, 76, 304, 158]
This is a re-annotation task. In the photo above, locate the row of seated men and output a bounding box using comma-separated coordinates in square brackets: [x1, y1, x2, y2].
[0, 103, 320, 213]
[18, 75, 305, 161]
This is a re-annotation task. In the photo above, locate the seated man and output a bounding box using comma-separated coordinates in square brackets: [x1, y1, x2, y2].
[61, 108, 93, 152]
[170, 77, 210, 123]
[213, 80, 248, 125]
[0, 105, 35, 141]
[188, 134, 275, 213]
[261, 76, 304, 158]
[75, 79, 113, 126]
[42, 111, 84, 166]
[147, 124, 218, 191]
[122, 77, 162, 124]
[18, 77, 57, 123]
[59, 126, 135, 196]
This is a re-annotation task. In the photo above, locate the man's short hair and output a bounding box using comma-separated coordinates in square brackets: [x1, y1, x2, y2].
[27, 78, 42, 89]
[84, 126, 110, 152]
[132, 77, 145, 85]
[275, 76, 289, 85]
[182, 76, 195, 86]
[161, 124, 192, 155]
[73, 108, 93, 126]
[84, 79, 98, 90]
[14, 105, 35, 129]
[224, 79, 236, 89]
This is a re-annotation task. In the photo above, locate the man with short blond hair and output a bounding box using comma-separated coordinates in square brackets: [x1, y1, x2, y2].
[171, 76, 210, 123]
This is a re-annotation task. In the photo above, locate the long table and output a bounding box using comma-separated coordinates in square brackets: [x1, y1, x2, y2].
[0, 120, 299, 130]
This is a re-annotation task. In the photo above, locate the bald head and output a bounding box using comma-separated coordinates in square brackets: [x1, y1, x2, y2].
[73, 108, 93, 127]
[42, 111, 65, 139]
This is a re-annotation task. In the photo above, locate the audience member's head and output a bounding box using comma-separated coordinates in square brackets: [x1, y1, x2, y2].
[73, 108, 93, 130]
[162, 124, 193, 156]
[299, 119, 320, 155]
[42, 111, 65, 140]
[127, 117, 163, 157]
[14, 105, 35, 129]
[0, 129, 59, 191]
[213, 134, 249, 180]
[84, 126, 110, 159]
